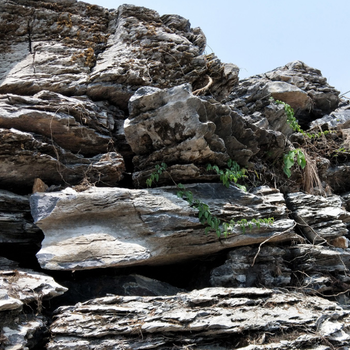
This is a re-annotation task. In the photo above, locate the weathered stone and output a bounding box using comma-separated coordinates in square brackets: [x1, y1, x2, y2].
[0, 189, 43, 263]
[311, 103, 350, 131]
[0, 1, 233, 109]
[125, 84, 230, 171]
[210, 245, 292, 288]
[291, 244, 350, 295]
[0, 0, 110, 96]
[0, 257, 67, 310]
[125, 84, 287, 183]
[0, 128, 125, 191]
[228, 60, 340, 128]
[47, 287, 350, 349]
[267, 81, 312, 110]
[286, 192, 350, 244]
[30, 184, 297, 271]
[0, 257, 67, 349]
[0, 91, 114, 156]
[1, 314, 47, 350]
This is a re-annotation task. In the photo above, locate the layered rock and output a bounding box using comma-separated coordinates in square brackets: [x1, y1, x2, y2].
[1, 1, 350, 349]
[0, 257, 67, 349]
[30, 184, 297, 270]
[290, 244, 350, 296]
[0, 128, 125, 191]
[210, 245, 292, 288]
[48, 287, 350, 349]
[0, 1, 234, 109]
[125, 83, 287, 186]
[0, 190, 43, 261]
[227, 60, 340, 128]
[286, 192, 350, 246]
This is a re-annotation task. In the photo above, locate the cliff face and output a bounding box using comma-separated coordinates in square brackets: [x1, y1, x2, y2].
[1, 1, 350, 349]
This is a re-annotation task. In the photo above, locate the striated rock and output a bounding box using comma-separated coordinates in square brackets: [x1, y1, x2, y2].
[0, 257, 67, 311]
[286, 192, 350, 245]
[0, 0, 110, 96]
[47, 287, 350, 349]
[291, 244, 350, 295]
[210, 245, 292, 288]
[1, 314, 47, 350]
[311, 103, 350, 129]
[227, 60, 340, 128]
[0, 257, 67, 349]
[125, 84, 229, 171]
[0, 189, 43, 263]
[0, 91, 114, 156]
[30, 184, 298, 271]
[0, 1, 232, 109]
[0, 128, 125, 191]
[125, 83, 287, 184]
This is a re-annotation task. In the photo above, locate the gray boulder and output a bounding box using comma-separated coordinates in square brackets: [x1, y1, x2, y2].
[30, 184, 297, 271]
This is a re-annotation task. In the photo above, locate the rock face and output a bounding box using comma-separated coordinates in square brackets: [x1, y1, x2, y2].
[48, 288, 350, 349]
[227, 60, 340, 128]
[30, 184, 296, 270]
[0, 258, 67, 349]
[1, 1, 350, 350]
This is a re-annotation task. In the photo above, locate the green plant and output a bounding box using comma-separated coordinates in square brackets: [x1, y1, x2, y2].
[146, 163, 274, 238]
[146, 162, 167, 187]
[274, 99, 303, 133]
[177, 183, 221, 236]
[222, 217, 275, 236]
[283, 149, 306, 178]
[206, 159, 247, 191]
[273, 99, 334, 140]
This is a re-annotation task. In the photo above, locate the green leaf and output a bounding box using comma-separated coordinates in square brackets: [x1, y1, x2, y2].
[283, 166, 292, 178]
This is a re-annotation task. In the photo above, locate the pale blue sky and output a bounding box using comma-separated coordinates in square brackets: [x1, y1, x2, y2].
[83, 0, 350, 96]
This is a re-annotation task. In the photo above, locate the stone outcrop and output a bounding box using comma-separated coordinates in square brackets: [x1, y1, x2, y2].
[48, 287, 350, 349]
[286, 192, 350, 246]
[1, 1, 350, 349]
[210, 245, 292, 288]
[0, 1, 234, 108]
[0, 257, 67, 349]
[0, 127, 125, 191]
[126, 83, 287, 185]
[30, 184, 296, 270]
[0, 190, 43, 263]
[227, 60, 340, 128]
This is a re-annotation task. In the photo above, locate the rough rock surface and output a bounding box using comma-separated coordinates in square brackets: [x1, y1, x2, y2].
[290, 244, 350, 296]
[0, 1, 234, 108]
[126, 83, 287, 184]
[48, 287, 350, 349]
[0, 127, 125, 191]
[0, 257, 67, 349]
[227, 60, 340, 128]
[1, 1, 350, 349]
[0, 189, 43, 263]
[30, 184, 297, 270]
[286, 192, 350, 245]
[210, 245, 292, 288]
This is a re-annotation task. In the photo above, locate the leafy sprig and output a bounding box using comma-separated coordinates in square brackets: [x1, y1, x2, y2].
[146, 161, 274, 238]
[146, 163, 167, 187]
[283, 149, 306, 178]
[206, 159, 247, 191]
